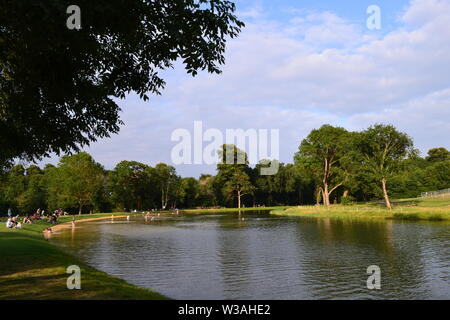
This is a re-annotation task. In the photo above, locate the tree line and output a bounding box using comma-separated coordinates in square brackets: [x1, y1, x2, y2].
[1, 124, 449, 215]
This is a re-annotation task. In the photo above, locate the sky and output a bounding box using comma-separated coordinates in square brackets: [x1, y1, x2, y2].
[37, 0, 450, 177]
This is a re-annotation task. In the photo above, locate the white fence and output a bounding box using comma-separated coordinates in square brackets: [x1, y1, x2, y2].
[421, 188, 450, 198]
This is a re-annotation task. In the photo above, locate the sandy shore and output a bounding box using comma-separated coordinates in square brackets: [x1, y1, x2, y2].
[48, 215, 129, 232]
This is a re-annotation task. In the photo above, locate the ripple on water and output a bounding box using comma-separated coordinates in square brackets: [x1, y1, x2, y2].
[50, 213, 450, 299]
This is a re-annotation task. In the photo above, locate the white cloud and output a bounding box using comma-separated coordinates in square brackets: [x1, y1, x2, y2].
[37, 0, 450, 176]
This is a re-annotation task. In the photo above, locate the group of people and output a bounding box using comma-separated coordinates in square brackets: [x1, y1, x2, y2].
[4, 207, 68, 229]
[5, 207, 34, 229]
[5, 216, 28, 229]
[34, 208, 68, 224]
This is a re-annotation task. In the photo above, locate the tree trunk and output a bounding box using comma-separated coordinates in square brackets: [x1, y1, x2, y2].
[381, 178, 392, 209]
[78, 203, 82, 215]
[237, 190, 241, 209]
[323, 183, 330, 206]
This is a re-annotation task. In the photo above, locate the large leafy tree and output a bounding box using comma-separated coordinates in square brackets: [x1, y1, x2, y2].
[295, 125, 350, 206]
[215, 144, 254, 208]
[154, 163, 180, 209]
[426, 148, 450, 162]
[0, 0, 244, 167]
[109, 161, 155, 211]
[46, 152, 105, 214]
[223, 171, 255, 208]
[354, 124, 414, 209]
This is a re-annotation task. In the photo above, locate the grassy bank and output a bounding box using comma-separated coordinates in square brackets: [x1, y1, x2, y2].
[271, 197, 450, 221]
[0, 212, 169, 300]
[181, 206, 292, 214]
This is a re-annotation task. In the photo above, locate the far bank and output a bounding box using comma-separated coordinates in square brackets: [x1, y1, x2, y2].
[270, 197, 450, 221]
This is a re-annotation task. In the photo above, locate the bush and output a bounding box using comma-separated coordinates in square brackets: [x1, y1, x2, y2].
[340, 196, 355, 206]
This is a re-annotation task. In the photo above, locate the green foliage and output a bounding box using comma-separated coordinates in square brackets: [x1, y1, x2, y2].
[294, 125, 350, 206]
[0, 126, 448, 214]
[154, 163, 181, 209]
[355, 124, 414, 179]
[0, 0, 244, 166]
[354, 124, 414, 208]
[426, 147, 450, 162]
[254, 162, 313, 206]
[223, 170, 255, 208]
[109, 161, 156, 211]
[215, 144, 255, 207]
[45, 152, 105, 214]
[197, 174, 217, 207]
[340, 195, 355, 206]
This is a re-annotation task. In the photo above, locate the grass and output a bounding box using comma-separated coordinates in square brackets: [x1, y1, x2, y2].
[270, 197, 450, 221]
[0, 212, 169, 300]
[181, 206, 291, 214]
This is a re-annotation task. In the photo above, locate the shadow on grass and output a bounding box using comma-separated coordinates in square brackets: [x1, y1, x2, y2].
[0, 229, 169, 300]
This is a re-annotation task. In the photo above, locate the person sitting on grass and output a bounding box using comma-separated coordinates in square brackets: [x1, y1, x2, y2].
[48, 214, 57, 224]
[23, 216, 32, 224]
[6, 218, 15, 228]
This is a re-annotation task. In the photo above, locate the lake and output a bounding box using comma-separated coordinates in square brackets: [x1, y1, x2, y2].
[50, 210, 450, 299]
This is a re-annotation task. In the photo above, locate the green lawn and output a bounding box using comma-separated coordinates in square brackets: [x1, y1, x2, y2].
[270, 197, 450, 221]
[0, 213, 169, 300]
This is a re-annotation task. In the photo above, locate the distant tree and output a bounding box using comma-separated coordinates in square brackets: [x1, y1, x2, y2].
[295, 125, 350, 206]
[215, 144, 254, 207]
[426, 148, 450, 162]
[154, 163, 180, 209]
[354, 124, 414, 209]
[253, 161, 309, 206]
[197, 174, 217, 207]
[180, 177, 200, 208]
[223, 171, 255, 209]
[0, 164, 26, 212]
[46, 153, 105, 214]
[109, 161, 154, 211]
[424, 161, 450, 191]
[20, 165, 47, 214]
[0, 1, 244, 167]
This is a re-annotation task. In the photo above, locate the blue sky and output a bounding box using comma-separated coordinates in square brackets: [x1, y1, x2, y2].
[36, 0, 450, 177]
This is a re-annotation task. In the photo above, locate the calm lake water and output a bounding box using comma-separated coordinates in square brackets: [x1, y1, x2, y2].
[50, 211, 450, 299]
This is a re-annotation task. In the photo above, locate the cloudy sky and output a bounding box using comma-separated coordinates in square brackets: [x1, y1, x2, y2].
[40, 0, 450, 177]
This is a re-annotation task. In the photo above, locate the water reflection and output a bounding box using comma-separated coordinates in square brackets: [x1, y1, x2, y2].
[50, 212, 450, 299]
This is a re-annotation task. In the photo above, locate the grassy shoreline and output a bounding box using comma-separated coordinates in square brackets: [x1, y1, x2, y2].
[270, 197, 450, 221]
[180, 206, 291, 214]
[0, 212, 169, 300]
